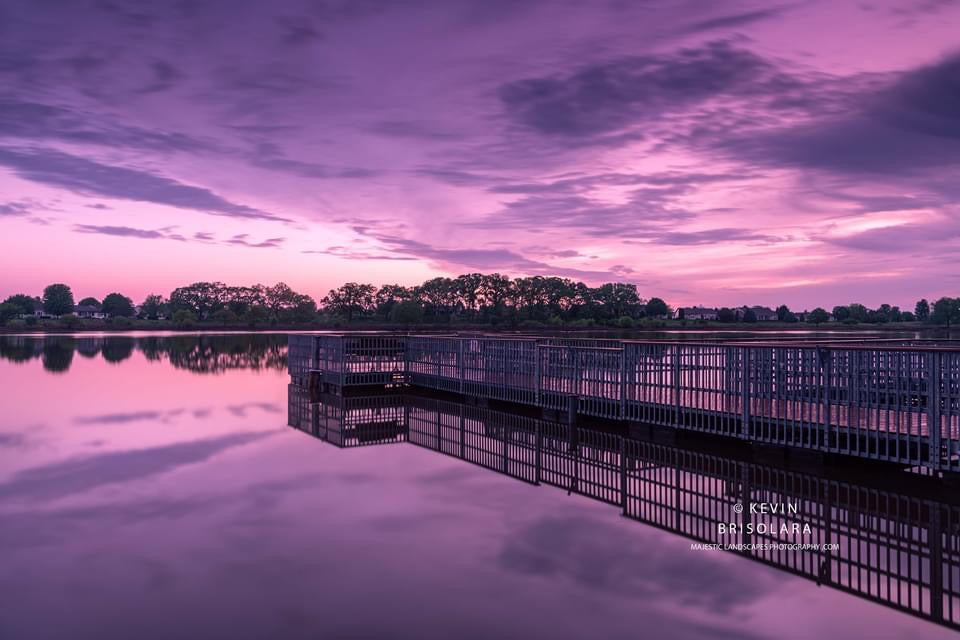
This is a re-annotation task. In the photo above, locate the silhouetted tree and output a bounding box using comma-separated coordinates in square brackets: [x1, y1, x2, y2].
[2, 294, 36, 315]
[645, 297, 669, 318]
[101, 292, 135, 318]
[807, 308, 830, 324]
[43, 283, 74, 316]
[932, 297, 960, 326]
[776, 304, 797, 322]
[322, 283, 377, 321]
[717, 307, 736, 323]
[140, 294, 167, 319]
[915, 299, 930, 322]
[390, 300, 424, 325]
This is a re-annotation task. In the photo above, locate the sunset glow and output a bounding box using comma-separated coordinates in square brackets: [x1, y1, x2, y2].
[2, 0, 959, 308]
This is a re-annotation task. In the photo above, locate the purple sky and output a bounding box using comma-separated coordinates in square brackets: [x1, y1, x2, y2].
[1, 0, 959, 308]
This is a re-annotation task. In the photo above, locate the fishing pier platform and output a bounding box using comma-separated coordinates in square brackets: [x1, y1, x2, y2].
[288, 334, 960, 472]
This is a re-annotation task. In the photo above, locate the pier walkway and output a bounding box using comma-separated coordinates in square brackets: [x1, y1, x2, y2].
[288, 334, 960, 471]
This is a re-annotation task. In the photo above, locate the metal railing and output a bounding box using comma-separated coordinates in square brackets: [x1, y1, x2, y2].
[288, 334, 960, 470]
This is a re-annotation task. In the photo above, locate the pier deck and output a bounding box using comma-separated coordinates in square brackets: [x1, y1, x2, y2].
[288, 334, 960, 471]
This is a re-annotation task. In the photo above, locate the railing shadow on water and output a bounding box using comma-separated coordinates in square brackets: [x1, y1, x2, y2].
[0, 334, 288, 374]
[287, 385, 960, 633]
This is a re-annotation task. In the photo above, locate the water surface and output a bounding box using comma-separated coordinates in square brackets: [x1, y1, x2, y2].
[0, 334, 954, 639]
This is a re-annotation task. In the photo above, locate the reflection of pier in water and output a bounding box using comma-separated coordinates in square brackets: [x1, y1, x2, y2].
[288, 335, 960, 471]
[287, 387, 960, 632]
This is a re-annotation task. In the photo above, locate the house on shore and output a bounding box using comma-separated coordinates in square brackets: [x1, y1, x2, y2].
[676, 306, 719, 321]
[736, 306, 778, 322]
[74, 305, 106, 320]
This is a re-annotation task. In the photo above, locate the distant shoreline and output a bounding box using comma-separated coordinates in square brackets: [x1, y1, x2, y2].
[1, 320, 952, 335]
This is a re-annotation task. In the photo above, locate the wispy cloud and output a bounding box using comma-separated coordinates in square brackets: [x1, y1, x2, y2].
[0, 147, 287, 221]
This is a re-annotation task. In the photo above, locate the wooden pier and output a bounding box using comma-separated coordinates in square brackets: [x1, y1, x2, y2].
[289, 334, 960, 471]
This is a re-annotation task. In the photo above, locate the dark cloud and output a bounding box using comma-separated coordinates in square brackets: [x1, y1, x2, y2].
[226, 234, 285, 249]
[470, 188, 697, 236]
[0, 97, 209, 152]
[248, 141, 377, 178]
[137, 59, 183, 93]
[0, 201, 30, 216]
[0, 146, 287, 221]
[0, 431, 274, 502]
[714, 51, 960, 176]
[498, 41, 779, 138]
[682, 7, 790, 33]
[275, 15, 323, 45]
[73, 224, 186, 241]
[354, 225, 642, 280]
[823, 219, 960, 252]
[371, 120, 460, 141]
[303, 246, 418, 261]
[73, 409, 186, 425]
[0, 431, 27, 448]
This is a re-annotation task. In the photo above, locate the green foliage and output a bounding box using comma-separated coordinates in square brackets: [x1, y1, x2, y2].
[0, 302, 20, 324]
[78, 297, 101, 308]
[109, 316, 133, 328]
[172, 309, 197, 327]
[617, 315, 635, 328]
[5, 318, 26, 329]
[140, 294, 167, 319]
[645, 297, 669, 317]
[776, 304, 797, 323]
[59, 314, 81, 329]
[24, 315, 37, 326]
[807, 308, 830, 324]
[101, 292, 135, 317]
[43, 283, 74, 316]
[211, 308, 238, 325]
[3, 293, 36, 315]
[242, 305, 270, 327]
[390, 300, 424, 324]
[931, 297, 960, 326]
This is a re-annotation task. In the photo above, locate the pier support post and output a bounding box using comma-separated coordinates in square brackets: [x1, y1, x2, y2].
[620, 436, 628, 515]
[740, 347, 750, 439]
[928, 352, 942, 468]
[930, 501, 944, 624]
[535, 421, 542, 485]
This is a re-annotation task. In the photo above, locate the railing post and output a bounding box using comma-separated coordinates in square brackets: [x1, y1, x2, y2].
[928, 351, 942, 468]
[740, 347, 750, 439]
[820, 347, 831, 451]
[534, 342, 541, 405]
[620, 436, 628, 515]
[930, 501, 944, 623]
[674, 345, 682, 427]
[458, 337, 465, 395]
[459, 404, 465, 458]
[535, 420, 542, 485]
[619, 349, 627, 419]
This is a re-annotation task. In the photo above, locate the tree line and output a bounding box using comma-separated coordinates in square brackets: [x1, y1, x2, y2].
[2, 276, 960, 328]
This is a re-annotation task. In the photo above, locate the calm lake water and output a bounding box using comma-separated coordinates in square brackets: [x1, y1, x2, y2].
[0, 333, 955, 639]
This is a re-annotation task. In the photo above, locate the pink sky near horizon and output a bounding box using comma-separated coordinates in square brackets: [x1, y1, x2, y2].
[2, 0, 960, 310]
